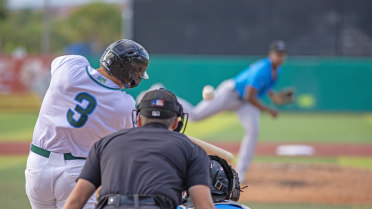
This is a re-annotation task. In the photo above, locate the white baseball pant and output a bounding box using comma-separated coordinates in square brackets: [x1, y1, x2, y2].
[179, 79, 260, 182]
[25, 151, 95, 209]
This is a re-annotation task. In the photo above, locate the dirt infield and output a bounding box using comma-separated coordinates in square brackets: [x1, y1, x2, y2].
[213, 142, 372, 156]
[239, 163, 372, 205]
[1, 141, 372, 205]
[0, 141, 30, 155]
[1, 141, 372, 156]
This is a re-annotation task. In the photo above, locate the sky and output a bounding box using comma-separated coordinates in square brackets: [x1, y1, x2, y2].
[7, 0, 124, 10]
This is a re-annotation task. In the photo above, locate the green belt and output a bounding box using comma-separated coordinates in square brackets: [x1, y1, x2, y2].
[31, 144, 86, 160]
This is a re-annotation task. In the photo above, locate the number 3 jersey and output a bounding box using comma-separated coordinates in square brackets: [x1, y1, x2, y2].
[32, 55, 136, 157]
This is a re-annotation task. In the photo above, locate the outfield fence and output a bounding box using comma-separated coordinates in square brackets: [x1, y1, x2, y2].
[1, 55, 371, 112]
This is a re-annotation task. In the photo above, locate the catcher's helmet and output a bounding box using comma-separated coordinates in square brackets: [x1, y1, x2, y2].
[100, 39, 149, 89]
[209, 155, 241, 202]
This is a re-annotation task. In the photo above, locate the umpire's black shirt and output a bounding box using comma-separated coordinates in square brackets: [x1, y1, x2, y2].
[79, 123, 210, 206]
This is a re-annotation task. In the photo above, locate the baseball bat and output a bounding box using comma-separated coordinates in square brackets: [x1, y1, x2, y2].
[187, 135, 234, 163]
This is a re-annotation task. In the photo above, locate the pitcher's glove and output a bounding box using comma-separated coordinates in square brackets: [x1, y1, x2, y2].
[273, 88, 295, 105]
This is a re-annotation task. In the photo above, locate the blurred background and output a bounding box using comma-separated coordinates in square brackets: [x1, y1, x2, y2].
[0, 0, 371, 209]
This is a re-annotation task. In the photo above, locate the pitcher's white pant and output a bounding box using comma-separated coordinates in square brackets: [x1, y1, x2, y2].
[235, 103, 260, 182]
[25, 151, 95, 209]
[179, 79, 260, 182]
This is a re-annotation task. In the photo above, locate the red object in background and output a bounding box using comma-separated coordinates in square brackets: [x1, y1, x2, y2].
[0, 56, 54, 94]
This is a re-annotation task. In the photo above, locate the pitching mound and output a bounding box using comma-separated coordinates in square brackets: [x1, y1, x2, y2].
[239, 163, 372, 205]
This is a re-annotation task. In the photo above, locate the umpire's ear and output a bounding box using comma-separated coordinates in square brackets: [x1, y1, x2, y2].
[170, 117, 179, 131]
[137, 115, 144, 127]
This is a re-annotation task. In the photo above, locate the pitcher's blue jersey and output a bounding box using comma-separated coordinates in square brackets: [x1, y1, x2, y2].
[234, 57, 281, 98]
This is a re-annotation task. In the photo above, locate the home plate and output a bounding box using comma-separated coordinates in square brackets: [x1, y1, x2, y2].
[276, 145, 315, 156]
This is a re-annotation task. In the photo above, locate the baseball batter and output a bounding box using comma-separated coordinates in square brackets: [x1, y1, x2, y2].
[180, 41, 289, 182]
[25, 39, 150, 209]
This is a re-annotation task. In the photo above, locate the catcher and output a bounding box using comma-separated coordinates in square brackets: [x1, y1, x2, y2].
[179, 155, 250, 209]
[179, 40, 294, 183]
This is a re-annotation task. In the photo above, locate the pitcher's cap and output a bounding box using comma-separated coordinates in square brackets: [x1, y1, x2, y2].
[269, 40, 286, 53]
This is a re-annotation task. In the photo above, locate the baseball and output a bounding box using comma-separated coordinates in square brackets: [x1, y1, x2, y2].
[202, 85, 215, 101]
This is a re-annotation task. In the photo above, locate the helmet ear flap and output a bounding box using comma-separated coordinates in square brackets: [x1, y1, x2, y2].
[117, 58, 140, 89]
[121, 56, 149, 89]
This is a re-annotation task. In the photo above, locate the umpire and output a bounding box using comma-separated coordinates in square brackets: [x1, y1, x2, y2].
[63, 89, 215, 209]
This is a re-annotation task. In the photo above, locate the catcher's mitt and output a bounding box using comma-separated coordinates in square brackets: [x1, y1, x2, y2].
[273, 88, 295, 105]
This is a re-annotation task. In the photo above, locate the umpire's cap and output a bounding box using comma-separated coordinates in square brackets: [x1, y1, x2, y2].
[137, 88, 183, 119]
[269, 40, 286, 53]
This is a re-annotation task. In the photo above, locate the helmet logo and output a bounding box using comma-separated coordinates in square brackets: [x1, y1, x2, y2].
[106, 59, 112, 65]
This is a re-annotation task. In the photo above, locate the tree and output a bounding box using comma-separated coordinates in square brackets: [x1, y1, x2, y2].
[0, 0, 6, 19]
[0, 9, 43, 54]
[0, 2, 122, 54]
[52, 2, 122, 54]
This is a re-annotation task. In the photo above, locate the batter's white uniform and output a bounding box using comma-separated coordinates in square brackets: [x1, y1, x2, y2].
[25, 55, 135, 209]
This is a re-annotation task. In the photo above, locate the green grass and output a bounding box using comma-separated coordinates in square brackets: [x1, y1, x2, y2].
[0, 112, 38, 141]
[0, 156, 30, 208]
[185, 112, 372, 144]
[338, 157, 372, 170]
[1, 111, 371, 144]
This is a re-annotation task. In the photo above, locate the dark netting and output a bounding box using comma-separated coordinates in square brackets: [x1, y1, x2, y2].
[134, 0, 372, 56]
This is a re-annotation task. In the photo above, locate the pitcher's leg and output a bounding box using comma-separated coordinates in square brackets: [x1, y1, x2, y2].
[235, 103, 260, 182]
[176, 97, 195, 116]
[183, 80, 241, 121]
